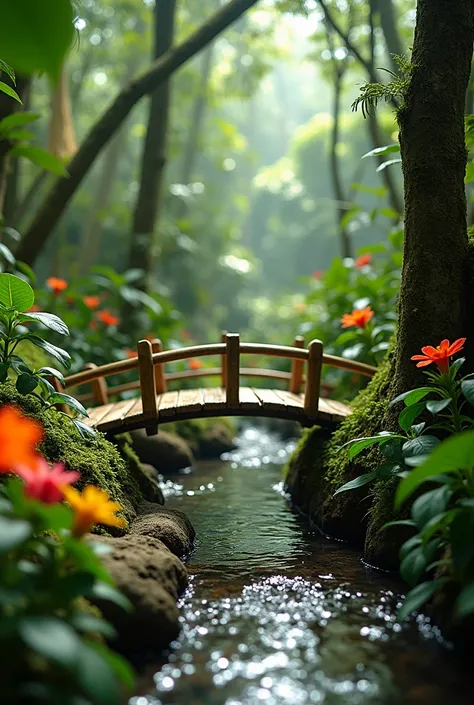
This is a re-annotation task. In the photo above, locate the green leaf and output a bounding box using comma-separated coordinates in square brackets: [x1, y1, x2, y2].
[55, 572, 96, 603]
[0, 60, 15, 83]
[383, 519, 416, 530]
[400, 546, 428, 585]
[461, 379, 474, 407]
[456, 583, 474, 619]
[0, 272, 34, 311]
[426, 398, 451, 415]
[389, 387, 432, 408]
[19, 616, 80, 667]
[19, 311, 69, 335]
[340, 432, 396, 459]
[450, 510, 474, 573]
[16, 372, 39, 394]
[0, 242, 16, 264]
[402, 435, 440, 462]
[376, 158, 402, 172]
[72, 418, 97, 438]
[0, 0, 74, 81]
[396, 431, 474, 507]
[398, 402, 426, 432]
[25, 335, 71, 369]
[0, 515, 32, 552]
[38, 366, 65, 385]
[0, 362, 9, 383]
[9, 145, 68, 176]
[0, 111, 40, 134]
[88, 641, 135, 691]
[0, 81, 22, 103]
[48, 392, 88, 417]
[398, 581, 440, 620]
[334, 470, 380, 495]
[88, 581, 133, 612]
[75, 641, 121, 705]
[411, 486, 451, 530]
[70, 612, 116, 640]
[362, 144, 400, 159]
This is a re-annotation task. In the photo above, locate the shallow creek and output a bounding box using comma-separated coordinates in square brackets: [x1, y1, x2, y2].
[130, 427, 473, 705]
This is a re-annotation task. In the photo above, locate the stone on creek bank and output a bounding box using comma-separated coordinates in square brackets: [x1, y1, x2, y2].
[130, 429, 194, 473]
[90, 503, 195, 655]
[198, 421, 238, 458]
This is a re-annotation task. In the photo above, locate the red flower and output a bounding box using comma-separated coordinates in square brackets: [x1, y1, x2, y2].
[97, 310, 119, 327]
[355, 253, 372, 268]
[83, 296, 100, 310]
[47, 277, 68, 294]
[341, 306, 374, 329]
[0, 406, 43, 473]
[188, 359, 203, 371]
[124, 348, 138, 359]
[16, 459, 80, 504]
[311, 270, 323, 280]
[411, 338, 466, 375]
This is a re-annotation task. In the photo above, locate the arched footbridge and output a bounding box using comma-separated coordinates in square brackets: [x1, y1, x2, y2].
[61, 334, 376, 436]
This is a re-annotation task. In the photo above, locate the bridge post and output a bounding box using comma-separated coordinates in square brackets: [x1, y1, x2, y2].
[85, 362, 109, 405]
[304, 339, 323, 419]
[221, 330, 228, 388]
[138, 339, 158, 436]
[289, 335, 305, 395]
[152, 339, 167, 394]
[225, 333, 240, 407]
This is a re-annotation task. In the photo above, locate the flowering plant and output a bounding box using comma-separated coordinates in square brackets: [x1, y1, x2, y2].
[336, 337, 474, 620]
[0, 272, 93, 438]
[0, 405, 133, 704]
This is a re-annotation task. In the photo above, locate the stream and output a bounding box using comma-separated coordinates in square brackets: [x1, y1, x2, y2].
[130, 426, 473, 705]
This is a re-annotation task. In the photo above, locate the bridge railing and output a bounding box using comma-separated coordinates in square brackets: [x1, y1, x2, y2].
[62, 332, 376, 420]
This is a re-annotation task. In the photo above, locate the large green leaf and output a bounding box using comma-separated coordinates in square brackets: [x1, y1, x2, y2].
[19, 616, 80, 667]
[389, 387, 432, 408]
[48, 392, 88, 417]
[0, 0, 74, 81]
[396, 432, 474, 507]
[0, 111, 40, 135]
[75, 641, 121, 705]
[9, 145, 68, 176]
[16, 372, 39, 394]
[461, 379, 474, 407]
[398, 581, 440, 621]
[88, 641, 135, 690]
[0, 81, 21, 103]
[411, 486, 450, 530]
[88, 581, 133, 612]
[19, 311, 69, 335]
[362, 144, 400, 159]
[26, 335, 71, 369]
[398, 402, 426, 433]
[402, 435, 440, 462]
[0, 273, 34, 311]
[0, 515, 32, 552]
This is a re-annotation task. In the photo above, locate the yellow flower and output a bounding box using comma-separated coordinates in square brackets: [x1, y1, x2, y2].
[62, 484, 126, 537]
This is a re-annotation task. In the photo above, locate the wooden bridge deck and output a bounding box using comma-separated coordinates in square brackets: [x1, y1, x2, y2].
[84, 387, 351, 433]
[59, 333, 376, 436]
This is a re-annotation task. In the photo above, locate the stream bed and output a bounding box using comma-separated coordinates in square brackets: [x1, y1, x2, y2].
[130, 426, 473, 705]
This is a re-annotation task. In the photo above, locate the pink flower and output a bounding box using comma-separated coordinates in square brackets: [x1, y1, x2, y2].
[16, 459, 80, 504]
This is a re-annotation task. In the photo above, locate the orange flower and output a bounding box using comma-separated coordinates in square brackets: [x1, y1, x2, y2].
[83, 296, 100, 310]
[97, 310, 119, 327]
[124, 348, 138, 359]
[16, 459, 79, 504]
[312, 270, 323, 280]
[188, 359, 203, 371]
[47, 277, 68, 295]
[62, 484, 126, 537]
[355, 253, 372, 268]
[341, 306, 374, 329]
[411, 338, 466, 375]
[0, 406, 43, 472]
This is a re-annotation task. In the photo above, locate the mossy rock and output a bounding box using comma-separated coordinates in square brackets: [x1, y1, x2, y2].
[285, 350, 404, 566]
[164, 416, 237, 458]
[0, 383, 143, 528]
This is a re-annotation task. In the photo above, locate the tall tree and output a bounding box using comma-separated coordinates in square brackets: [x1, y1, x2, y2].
[126, 0, 177, 292]
[391, 0, 474, 396]
[15, 0, 260, 266]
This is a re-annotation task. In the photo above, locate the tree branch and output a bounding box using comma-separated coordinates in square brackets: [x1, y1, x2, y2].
[15, 0, 260, 265]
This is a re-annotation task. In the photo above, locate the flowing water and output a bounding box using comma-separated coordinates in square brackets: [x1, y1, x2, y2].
[130, 426, 473, 705]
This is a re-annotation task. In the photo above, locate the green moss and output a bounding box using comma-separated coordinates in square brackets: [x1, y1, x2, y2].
[0, 383, 142, 528]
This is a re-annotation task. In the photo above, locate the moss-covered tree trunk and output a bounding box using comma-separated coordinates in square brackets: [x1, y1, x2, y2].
[392, 0, 474, 397]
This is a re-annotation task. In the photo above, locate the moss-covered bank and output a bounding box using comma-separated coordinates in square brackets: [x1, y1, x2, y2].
[285, 352, 404, 568]
[0, 383, 142, 528]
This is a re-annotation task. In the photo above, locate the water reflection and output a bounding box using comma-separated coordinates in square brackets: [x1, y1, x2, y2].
[131, 426, 472, 705]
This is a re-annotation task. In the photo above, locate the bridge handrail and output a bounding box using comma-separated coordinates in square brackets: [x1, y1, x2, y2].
[62, 333, 377, 419]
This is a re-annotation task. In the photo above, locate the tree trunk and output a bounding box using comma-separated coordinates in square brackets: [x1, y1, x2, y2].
[329, 72, 352, 258]
[15, 0, 260, 266]
[127, 0, 177, 290]
[366, 111, 403, 215]
[78, 129, 126, 274]
[392, 0, 474, 396]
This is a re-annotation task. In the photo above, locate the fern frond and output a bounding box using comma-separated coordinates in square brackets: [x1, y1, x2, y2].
[352, 54, 412, 118]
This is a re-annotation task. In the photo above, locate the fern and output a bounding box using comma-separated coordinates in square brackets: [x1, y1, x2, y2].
[352, 55, 412, 118]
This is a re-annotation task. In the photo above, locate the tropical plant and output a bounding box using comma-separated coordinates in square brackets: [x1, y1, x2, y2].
[0, 272, 92, 437]
[0, 405, 133, 704]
